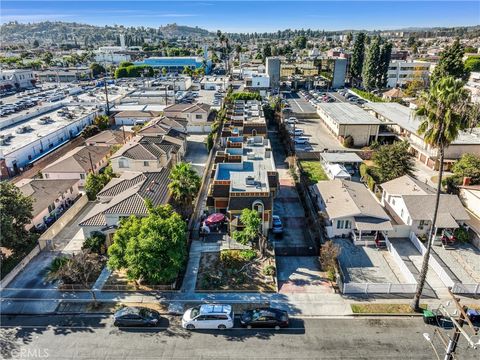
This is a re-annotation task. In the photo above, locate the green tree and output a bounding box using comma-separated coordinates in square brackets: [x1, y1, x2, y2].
[0, 182, 35, 256]
[378, 42, 392, 89]
[451, 153, 480, 184]
[84, 165, 116, 200]
[168, 162, 201, 216]
[107, 205, 187, 285]
[411, 76, 471, 311]
[90, 63, 106, 78]
[263, 43, 272, 59]
[93, 115, 109, 130]
[345, 32, 353, 46]
[431, 39, 470, 83]
[465, 56, 480, 72]
[362, 36, 381, 91]
[294, 36, 307, 50]
[41, 51, 53, 66]
[350, 32, 366, 84]
[32, 39, 40, 48]
[82, 233, 106, 254]
[161, 67, 167, 76]
[373, 141, 415, 182]
[232, 208, 267, 258]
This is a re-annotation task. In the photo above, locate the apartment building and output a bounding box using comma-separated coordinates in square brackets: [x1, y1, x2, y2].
[206, 135, 278, 235]
[386, 60, 431, 88]
[220, 100, 267, 145]
[0, 69, 35, 90]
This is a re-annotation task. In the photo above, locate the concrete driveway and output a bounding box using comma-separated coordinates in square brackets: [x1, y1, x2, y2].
[276, 256, 330, 293]
[185, 134, 208, 175]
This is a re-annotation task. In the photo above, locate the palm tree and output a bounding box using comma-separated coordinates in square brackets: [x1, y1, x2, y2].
[411, 76, 470, 311]
[168, 162, 201, 217]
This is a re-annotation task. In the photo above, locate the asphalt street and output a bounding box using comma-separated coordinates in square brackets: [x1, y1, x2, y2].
[1, 315, 478, 359]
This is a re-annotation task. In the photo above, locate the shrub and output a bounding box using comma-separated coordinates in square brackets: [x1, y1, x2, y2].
[82, 233, 106, 254]
[359, 163, 369, 178]
[343, 135, 354, 148]
[351, 88, 384, 102]
[206, 133, 214, 152]
[263, 264, 275, 276]
[454, 226, 469, 243]
[239, 249, 257, 261]
[327, 269, 336, 282]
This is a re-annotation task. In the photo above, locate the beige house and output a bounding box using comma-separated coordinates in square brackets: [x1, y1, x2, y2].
[42, 146, 112, 186]
[85, 129, 133, 147]
[110, 135, 182, 174]
[163, 103, 212, 133]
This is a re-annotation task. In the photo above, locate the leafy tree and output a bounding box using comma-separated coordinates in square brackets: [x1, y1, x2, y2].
[294, 36, 307, 50]
[81, 125, 100, 138]
[107, 205, 187, 284]
[161, 67, 167, 76]
[90, 63, 106, 78]
[362, 36, 381, 91]
[93, 115, 109, 130]
[182, 66, 193, 76]
[82, 233, 106, 254]
[343, 135, 354, 148]
[232, 208, 267, 258]
[168, 162, 201, 216]
[431, 39, 469, 83]
[0, 182, 35, 255]
[411, 76, 471, 311]
[350, 32, 366, 84]
[46, 250, 103, 304]
[345, 32, 353, 46]
[373, 141, 415, 182]
[32, 39, 40, 48]
[407, 35, 416, 48]
[41, 51, 53, 66]
[451, 153, 480, 184]
[263, 43, 272, 59]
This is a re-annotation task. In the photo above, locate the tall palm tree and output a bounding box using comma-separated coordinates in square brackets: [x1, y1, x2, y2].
[411, 76, 470, 311]
[168, 162, 201, 217]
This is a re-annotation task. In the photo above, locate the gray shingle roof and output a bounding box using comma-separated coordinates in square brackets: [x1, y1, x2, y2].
[317, 103, 383, 125]
[43, 146, 111, 173]
[402, 194, 470, 224]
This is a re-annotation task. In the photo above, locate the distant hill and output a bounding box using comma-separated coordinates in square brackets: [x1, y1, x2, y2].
[0, 21, 214, 47]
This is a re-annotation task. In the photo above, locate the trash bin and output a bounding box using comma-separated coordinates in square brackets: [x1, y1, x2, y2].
[467, 309, 480, 324]
[423, 309, 442, 325]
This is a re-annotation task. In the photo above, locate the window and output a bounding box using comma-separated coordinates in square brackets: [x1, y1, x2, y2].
[401, 209, 404, 218]
[336, 220, 345, 229]
[80, 173, 86, 179]
[44, 173, 49, 179]
[143, 161, 149, 167]
[195, 114, 202, 119]
[344, 220, 351, 229]
[119, 158, 129, 168]
[28, 155, 32, 161]
[391, 198, 396, 206]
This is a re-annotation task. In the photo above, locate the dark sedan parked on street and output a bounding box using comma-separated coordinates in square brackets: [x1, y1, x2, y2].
[240, 308, 289, 329]
[113, 306, 161, 327]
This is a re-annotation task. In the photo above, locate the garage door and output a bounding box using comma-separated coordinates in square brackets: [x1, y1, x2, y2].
[187, 125, 211, 134]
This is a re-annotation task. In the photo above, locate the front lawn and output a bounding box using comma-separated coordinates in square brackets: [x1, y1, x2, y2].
[196, 249, 276, 292]
[299, 161, 328, 184]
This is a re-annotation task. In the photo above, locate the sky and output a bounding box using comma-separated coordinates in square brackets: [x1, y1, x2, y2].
[1, 1, 479, 33]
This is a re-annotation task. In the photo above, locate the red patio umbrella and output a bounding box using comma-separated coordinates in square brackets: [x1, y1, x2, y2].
[205, 213, 226, 226]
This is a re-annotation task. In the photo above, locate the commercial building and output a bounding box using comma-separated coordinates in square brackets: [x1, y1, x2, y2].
[316, 103, 383, 147]
[386, 60, 431, 88]
[134, 56, 212, 74]
[0, 105, 98, 178]
[0, 69, 35, 90]
[206, 136, 278, 235]
[365, 102, 480, 169]
[266, 57, 281, 89]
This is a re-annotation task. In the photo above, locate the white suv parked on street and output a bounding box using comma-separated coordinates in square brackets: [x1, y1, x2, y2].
[182, 304, 234, 330]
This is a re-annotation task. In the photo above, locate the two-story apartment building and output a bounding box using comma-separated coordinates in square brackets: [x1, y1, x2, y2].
[206, 136, 278, 235]
[365, 102, 480, 170]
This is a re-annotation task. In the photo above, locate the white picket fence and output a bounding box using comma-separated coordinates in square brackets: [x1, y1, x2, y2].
[409, 232, 480, 295]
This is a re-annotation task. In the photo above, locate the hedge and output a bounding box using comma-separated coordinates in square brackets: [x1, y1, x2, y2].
[351, 88, 384, 102]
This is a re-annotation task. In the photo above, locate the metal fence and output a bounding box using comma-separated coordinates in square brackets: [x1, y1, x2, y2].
[342, 282, 417, 294]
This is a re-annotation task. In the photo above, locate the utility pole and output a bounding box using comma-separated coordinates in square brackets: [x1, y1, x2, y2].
[88, 151, 94, 173]
[103, 71, 110, 116]
[121, 120, 126, 144]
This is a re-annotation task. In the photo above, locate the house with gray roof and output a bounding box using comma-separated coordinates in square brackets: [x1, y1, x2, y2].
[16, 178, 80, 230]
[312, 179, 393, 243]
[110, 135, 183, 174]
[42, 145, 112, 186]
[380, 175, 470, 237]
[365, 102, 480, 170]
[163, 102, 212, 133]
[79, 170, 171, 238]
[85, 129, 133, 147]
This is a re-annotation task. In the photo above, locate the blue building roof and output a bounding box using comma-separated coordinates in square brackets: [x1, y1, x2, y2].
[134, 57, 212, 74]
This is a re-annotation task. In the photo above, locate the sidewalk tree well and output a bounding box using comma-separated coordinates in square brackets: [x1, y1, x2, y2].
[107, 204, 187, 285]
[411, 76, 471, 311]
[232, 208, 267, 258]
[168, 162, 201, 217]
[0, 181, 35, 257]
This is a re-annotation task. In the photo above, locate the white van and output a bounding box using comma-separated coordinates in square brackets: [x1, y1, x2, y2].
[182, 304, 234, 330]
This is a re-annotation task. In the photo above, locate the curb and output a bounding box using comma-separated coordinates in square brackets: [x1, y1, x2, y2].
[349, 313, 423, 317]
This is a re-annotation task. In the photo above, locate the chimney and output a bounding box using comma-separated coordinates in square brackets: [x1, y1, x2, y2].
[463, 177, 472, 186]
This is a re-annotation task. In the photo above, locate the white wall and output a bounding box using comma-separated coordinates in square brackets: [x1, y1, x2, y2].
[460, 188, 480, 217]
